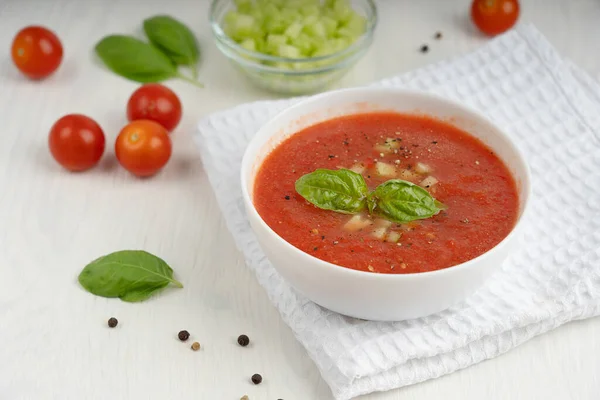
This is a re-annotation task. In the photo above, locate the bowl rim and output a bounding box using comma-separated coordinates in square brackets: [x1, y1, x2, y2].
[209, 0, 378, 70]
[241, 87, 533, 281]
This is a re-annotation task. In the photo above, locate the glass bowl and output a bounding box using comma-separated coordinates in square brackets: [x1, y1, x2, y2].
[209, 0, 378, 95]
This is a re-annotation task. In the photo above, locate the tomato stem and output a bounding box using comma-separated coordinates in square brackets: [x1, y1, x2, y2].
[176, 72, 204, 88]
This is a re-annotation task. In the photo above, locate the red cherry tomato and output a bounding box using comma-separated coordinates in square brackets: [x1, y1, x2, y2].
[471, 0, 520, 36]
[11, 26, 63, 79]
[48, 114, 105, 172]
[126, 84, 182, 132]
[115, 120, 172, 177]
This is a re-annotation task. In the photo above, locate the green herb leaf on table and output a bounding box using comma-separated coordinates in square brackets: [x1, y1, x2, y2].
[295, 168, 369, 214]
[143, 15, 201, 79]
[368, 179, 444, 223]
[95, 35, 178, 83]
[78, 250, 183, 302]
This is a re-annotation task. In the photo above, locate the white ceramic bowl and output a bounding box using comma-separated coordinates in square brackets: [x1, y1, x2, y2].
[241, 87, 531, 321]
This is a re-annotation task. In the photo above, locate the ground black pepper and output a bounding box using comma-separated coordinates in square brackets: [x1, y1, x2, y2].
[435, 31, 443, 39]
[420, 44, 429, 53]
[107, 317, 118, 328]
[237, 334, 250, 347]
[284, 195, 290, 200]
[251, 374, 262, 385]
[178, 330, 190, 341]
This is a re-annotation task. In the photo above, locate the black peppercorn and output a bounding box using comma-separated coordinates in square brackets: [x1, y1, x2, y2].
[251, 374, 262, 385]
[420, 44, 429, 53]
[237, 334, 250, 347]
[178, 330, 190, 341]
[107, 317, 118, 328]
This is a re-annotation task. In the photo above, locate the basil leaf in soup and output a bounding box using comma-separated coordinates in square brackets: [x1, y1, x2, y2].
[295, 168, 368, 214]
[369, 179, 444, 223]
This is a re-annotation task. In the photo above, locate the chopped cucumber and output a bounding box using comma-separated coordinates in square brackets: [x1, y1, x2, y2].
[240, 38, 257, 52]
[284, 22, 303, 39]
[222, 0, 369, 63]
[303, 20, 326, 38]
[277, 44, 302, 59]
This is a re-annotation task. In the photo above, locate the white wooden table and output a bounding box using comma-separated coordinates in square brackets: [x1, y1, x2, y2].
[1, 0, 599, 399]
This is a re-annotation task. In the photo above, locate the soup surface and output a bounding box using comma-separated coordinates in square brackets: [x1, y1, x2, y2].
[253, 112, 519, 274]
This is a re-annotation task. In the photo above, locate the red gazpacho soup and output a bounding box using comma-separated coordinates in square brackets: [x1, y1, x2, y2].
[253, 112, 519, 274]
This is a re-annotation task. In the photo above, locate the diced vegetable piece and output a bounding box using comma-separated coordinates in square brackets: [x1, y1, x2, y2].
[349, 163, 366, 174]
[322, 16, 338, 35]
[374, 144, 391, 154]
[265, 17, 287, 34]
[386, 231, 402, 243]
[294, 33, 314, 55]
[335, 27, 356, 40]
[267, 34, 288, 46]
[292, 61, 317, 70]
[224, 13, 257, 40]
[265, 34, 288, 53]
[398, 169, 420, 182]
[343, 215, 372, 232]
[420, 176, 439, 188]
[375, 162, 396, 177]
[301, 4, 320, 16]
[400, 222, 419, 231]
[371, 226, 387, 240]
[343, 12, 367, 35]
[277, 44, 302, 58]
[234, 0, 253, 13]
[240, 38, 257, 52]
[332, 0, 352, 22]
[374, 218, 393, 228]
[374, 138, 400, 154]
[303, 20, 326, 38]
[271, 61, 294, 70]
[386, 138, 400, 149]
[415, 162, 432, 175]
[284, 22, 303, 39]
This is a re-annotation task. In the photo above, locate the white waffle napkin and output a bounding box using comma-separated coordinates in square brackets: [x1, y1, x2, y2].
[195, 24, 600, 400]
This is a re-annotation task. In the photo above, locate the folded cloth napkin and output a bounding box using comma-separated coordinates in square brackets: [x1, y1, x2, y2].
[195, 24, 600, 400]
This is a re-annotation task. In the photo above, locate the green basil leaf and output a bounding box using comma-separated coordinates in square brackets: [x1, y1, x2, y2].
[143, 15, 200, 67]
[295, 168, 368, 214]
[95, 35, 177, 83]
[78, 250, 183, 302]
[369, 179, 443, 223]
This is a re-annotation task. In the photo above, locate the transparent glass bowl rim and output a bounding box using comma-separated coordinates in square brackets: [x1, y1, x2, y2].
[209, 0, 378, 73]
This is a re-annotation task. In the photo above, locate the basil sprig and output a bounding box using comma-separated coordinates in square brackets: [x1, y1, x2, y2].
[94, 15, 203, 87]
[78, 250, 183, 302]
[295, 169, 445, 224]
[143, 15, 200, 79]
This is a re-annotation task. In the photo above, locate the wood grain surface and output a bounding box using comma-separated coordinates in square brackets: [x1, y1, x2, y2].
[0, 0, 599, 399]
